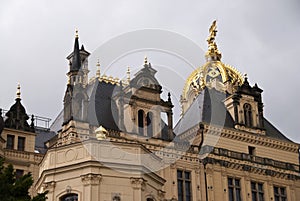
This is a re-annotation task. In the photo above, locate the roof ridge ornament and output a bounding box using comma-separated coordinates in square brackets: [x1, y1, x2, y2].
[16, 83, 21, 100]
[205, 20, 222, 61]
[96, 59, 101, 78]
[75, 28, 79, 39]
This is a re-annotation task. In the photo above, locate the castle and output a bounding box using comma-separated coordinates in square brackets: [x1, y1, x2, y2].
[0, 21, 299, 201]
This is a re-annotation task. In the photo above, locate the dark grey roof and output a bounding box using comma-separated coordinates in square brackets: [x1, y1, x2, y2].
[87, 80, 120, 130]
[264, 118, 293, 142]
[174, 88, 292, 143]
[35, 128, 56, 154]
[174, 88, 234, 135]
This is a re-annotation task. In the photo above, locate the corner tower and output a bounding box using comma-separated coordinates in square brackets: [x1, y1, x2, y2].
[60, 31, 90, 146]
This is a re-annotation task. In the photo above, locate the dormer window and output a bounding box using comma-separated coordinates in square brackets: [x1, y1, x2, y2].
[243, 103, 253, 127]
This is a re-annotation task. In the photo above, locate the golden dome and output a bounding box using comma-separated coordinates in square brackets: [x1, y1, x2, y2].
[182, 61, 244, 99]
[181, 21, 244, 106]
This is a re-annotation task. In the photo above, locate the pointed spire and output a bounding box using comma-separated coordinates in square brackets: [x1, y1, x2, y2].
[127, 67, 131, 83]
[144, 56, 149, 67]
[205, 20, 222, 61]
[16, 83, 21, 100]
[96, 59, 101, 78]
[71, 29, 81, 71]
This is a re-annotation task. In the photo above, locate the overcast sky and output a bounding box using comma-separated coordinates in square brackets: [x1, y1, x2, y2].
[0, 0, 299, 142]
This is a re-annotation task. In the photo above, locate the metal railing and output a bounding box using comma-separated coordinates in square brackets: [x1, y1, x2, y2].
[0, 108, 51, 130]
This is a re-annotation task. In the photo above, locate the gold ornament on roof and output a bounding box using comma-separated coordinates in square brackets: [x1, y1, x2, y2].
[206, 20, 222, 61]
[181, 21, 245, 115]
[95, 125, 108, 140]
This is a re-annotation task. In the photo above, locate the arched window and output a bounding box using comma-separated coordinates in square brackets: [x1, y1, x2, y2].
[138, 110, 144, 135]
[146, 112, 153, 137]
[244, 103, 253, 127]
[60, 193, 78, 201]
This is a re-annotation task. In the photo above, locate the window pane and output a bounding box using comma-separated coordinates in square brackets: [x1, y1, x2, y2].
[258, 183, 263, 191]
[252, 192, 257, 201]
[236, 188, 241, 201]
[17, 137, 25, 151]
[177, 170, 183, 178]
[251, 182, 256, 190]
[280, 187, 285, 195]
[7, 135, 14, 149]
[235, 179, 240, 187]
[228, 187, 234, 201]
[274, 187, 279, 194]
[178, 180, 183, 201]
[185, 172, 190, 180]
[258, 193, 264, 201]
[228, 178, 233, 186]
[15, 169, 24, 180]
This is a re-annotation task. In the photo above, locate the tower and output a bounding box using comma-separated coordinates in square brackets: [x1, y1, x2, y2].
[60, 31, 90, 145]
[119, 57, 174, 140]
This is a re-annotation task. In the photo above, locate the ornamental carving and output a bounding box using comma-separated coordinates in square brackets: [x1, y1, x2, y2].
[81, 173, 102, 185]
[130, 177, 146, 191]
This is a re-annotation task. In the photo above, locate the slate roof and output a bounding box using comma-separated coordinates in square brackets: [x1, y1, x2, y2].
[174, 88, 234, 135]
[174, 88, 292, 142]
[87, 80, 120, 130]
[35, 128, 56, 154]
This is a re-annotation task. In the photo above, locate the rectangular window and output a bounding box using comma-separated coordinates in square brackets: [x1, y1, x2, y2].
[248, 146, 256, 156]
[15, 169, 24, 180]
[251, 181, 264, 201]
[17, 136, 25, 151]
[228, 177, 242, 201]
[274, 186, 287, 201]
[177, 170, 192, 201]
[6, 135, 15, 149]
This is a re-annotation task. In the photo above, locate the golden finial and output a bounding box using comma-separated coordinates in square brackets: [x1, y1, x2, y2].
[144, 56, 148, 65]
[16, 83, 21, 99]
[127, 67, 131, 82]
[75, 28, 79, 38]
[96, 59, 101, 78]
[208, 20, 217, 43]
[205, 20, 222, 61]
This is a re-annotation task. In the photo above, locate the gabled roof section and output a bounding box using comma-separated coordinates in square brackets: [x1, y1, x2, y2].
[263, 118, 293, 142]
[175, 88, 234, 135]
[87, 79, 120, 131]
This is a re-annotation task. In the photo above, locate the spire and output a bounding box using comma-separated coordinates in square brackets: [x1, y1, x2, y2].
[16, 83, 21, 100]
[5, 84, 34, 132]
[71, 29, 81, 71]
[205, 20, 222, 61]
[96, 59, 101, 78]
